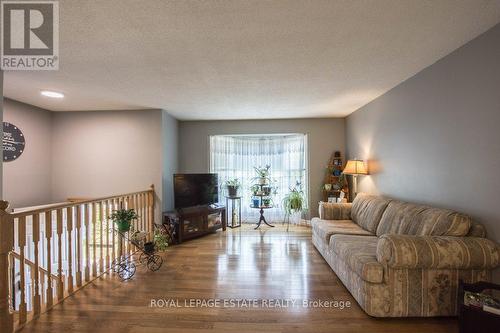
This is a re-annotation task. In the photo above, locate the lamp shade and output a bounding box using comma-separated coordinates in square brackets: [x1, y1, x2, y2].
[343, 159, 368, 175]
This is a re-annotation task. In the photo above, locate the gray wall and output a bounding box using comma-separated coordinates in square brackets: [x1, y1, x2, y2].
[162, 111, 178, 211]
[3, 99, 53, 208]
[346, 23, 500, 279]
[179, 118, 345, 217]
[51, 110, 163, 220]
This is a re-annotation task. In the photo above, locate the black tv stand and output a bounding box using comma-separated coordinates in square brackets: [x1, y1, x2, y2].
[163, 205, 226, 244]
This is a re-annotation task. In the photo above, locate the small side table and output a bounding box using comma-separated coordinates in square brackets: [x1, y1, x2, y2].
[225, 196, 242, 228]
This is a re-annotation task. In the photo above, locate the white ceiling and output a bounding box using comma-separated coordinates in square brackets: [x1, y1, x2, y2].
[4, 0, 500, 120]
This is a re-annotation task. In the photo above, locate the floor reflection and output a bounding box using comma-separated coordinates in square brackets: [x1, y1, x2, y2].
[216, 225, 311, 300]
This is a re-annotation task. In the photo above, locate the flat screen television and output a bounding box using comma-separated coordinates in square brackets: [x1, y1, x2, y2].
[174, 173, 219, 209]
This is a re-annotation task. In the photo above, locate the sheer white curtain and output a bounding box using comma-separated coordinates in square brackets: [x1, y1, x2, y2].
[209, 134, 308, 223]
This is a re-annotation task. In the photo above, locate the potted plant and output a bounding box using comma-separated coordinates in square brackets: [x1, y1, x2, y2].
[110, 208, 139, 232]
[144, 241, 156, 254]
[154, 229, 169, 252]
[250, 184, 260, 196]
[252, 197, 261, 207]
[262, 186, 271, 195]
[224, 178, 240, 197]
[283, 181, 306, 223]
[253, 165, 271, 185]
[262, 198, 272, 207]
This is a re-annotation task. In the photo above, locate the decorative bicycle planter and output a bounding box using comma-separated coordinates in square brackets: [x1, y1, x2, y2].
[111, 228, 163, 281]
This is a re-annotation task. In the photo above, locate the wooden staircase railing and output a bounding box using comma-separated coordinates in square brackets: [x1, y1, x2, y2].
[0, 185, 155, 332]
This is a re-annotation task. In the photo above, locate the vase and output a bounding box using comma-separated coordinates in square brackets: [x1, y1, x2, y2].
[252, 198, 260, 207]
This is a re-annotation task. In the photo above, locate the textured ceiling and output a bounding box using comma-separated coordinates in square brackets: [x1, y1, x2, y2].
[4, 0, 500, 120]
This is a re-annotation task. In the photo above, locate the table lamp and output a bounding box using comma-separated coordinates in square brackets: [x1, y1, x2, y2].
[342, 159, 368, 199]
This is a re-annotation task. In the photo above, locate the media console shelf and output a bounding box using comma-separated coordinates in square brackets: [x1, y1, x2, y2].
[163, 205, 226, 244]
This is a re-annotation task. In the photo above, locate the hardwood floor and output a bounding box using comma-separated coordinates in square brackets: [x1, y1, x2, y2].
[21, 224, 457, 332]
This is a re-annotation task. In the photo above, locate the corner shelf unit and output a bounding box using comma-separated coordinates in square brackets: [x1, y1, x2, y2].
[322, 151, 349, 202]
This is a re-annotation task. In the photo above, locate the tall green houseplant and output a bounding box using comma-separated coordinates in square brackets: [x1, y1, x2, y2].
[283, 181, 306, 223]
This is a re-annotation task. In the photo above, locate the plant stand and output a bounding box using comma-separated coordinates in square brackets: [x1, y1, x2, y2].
[225, 196, 242, 228]
[251, 167, 276, 229]
[112, 229, 163, 281]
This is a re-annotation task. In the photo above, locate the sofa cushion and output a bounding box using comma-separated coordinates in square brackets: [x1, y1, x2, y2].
[351, 193, 391, 233]
[467, 221, 487, 238]
[319, 202, 352, 220]
[311, 217, 373, 243]
[330, 234, 383, 284]
[376, 200, 471, 237]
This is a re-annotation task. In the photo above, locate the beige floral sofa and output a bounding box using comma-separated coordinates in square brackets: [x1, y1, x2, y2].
[311, 193, 500, 317]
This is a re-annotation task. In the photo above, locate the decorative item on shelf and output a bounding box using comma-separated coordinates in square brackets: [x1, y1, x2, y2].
[109, 208, 139, 232]
[283, 181, 306, 227]
[334, 173, 346, 190]
[224, 178, 240, 197]
[252, 197, 260, 207]
[323, 183, 332, 191]
[253, 165, 271, 184]
[262, 198, 272, 207]
[342, 159, 368, 200]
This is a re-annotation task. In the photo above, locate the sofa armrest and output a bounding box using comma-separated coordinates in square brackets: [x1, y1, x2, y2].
[318, 202, 352, 220]
[376, 234, 499, 270]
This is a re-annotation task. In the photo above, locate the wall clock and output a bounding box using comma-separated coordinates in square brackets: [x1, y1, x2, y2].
[3, 122, 26, 162]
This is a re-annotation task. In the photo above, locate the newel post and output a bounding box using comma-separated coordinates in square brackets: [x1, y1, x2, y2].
[0, 200, 14, 333]
[150, 184, 155, 228]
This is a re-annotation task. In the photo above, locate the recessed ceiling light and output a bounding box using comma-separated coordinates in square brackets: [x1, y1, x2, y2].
[41, 90, 64, 98]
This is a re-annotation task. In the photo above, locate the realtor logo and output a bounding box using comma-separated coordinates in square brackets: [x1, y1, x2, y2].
[1, 1, 59, 70]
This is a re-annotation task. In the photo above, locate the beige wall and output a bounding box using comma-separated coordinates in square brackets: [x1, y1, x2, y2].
[178, 118, 345, 217]
[162, 111, 178, 211]
[3, 99, 53, 208]
[51, 110, 164, 220]
[346, 23, 500, 280]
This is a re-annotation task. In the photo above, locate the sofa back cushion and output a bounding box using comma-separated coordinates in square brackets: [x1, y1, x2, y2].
[376, 200, 471, 237]
[351, 193, 391, 233]
[466, 221, 487, 238]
